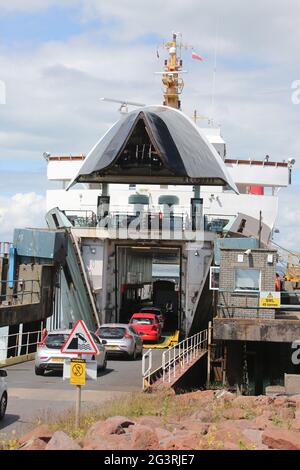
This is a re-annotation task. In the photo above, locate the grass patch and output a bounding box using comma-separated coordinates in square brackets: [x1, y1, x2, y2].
[238, 439, 257, 451]
[238, 403, 259, 420]
[0, 430, 19, 450]
[271, 414, 284, 427]
[1, 389, 209, 446]
[204, 425, 223, 450]
[30, 390, 204, 440]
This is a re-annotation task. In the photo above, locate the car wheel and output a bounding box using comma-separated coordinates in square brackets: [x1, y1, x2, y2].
[100, 357, 107, 371]
[138, 346, 143, 358]
[130, 347, 137, 361]
[0, 392, 7, 420]
[35, 366, 45, 376]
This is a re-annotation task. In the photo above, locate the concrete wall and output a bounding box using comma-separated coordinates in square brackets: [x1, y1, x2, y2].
[285, 374, 300, 395]
[218, 248, 277, 319]
[214, 318, 300, 343]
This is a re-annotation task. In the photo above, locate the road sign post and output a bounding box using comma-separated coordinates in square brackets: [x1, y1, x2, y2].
[61, 320, 99, 428]
[70, 356, 86, 428]
[75, 384, 81, 428]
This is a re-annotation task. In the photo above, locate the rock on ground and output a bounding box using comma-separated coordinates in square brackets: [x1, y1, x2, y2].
[262, 428, 300, 450]
[45, 431, 81, 451]
[130, 425, 160, 450]
[19, 424, 54, 446]
[14, 390, 300, 451]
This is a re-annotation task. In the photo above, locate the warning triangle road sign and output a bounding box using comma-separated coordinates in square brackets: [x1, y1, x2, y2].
[61, 320, 99, 355]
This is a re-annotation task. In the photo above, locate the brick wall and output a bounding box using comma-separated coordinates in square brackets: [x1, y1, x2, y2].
[218, 248, 277, 319]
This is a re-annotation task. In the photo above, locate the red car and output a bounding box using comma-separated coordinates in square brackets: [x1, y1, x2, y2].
[140, 307, 165, 329]
[129, 313, 161, 342]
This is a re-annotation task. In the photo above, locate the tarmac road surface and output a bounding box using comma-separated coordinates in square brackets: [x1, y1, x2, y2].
[0, 349, 165, 437]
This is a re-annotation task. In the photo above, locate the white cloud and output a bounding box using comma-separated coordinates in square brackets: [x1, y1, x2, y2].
[0, 193, 46, 241]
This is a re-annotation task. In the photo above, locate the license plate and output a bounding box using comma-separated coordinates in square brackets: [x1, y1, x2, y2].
[52, 358, 64, 363]
[107, 346, 118, 350]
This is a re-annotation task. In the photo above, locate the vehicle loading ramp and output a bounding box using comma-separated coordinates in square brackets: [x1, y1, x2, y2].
[143, 330, 179, 349]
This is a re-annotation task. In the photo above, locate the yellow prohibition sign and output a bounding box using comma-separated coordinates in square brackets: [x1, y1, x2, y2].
[70, 359, 86, 386]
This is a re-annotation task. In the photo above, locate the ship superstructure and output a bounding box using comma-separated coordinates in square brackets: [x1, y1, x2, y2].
[0, 33, 293, 343]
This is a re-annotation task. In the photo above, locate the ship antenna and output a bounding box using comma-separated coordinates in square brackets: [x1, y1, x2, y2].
[156, 32, 190, 109]
[163, 32, 182, 109]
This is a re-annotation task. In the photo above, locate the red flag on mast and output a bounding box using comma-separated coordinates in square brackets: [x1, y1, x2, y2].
[192, 51, 203, 61]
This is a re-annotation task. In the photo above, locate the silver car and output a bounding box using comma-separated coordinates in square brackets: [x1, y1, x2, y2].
[0, 370, 7, 420]
[35, 329, 107, 375]
[96, 323, 143, 360]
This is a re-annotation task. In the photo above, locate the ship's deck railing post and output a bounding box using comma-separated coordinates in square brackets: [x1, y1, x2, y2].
[142, 348, 153, 391]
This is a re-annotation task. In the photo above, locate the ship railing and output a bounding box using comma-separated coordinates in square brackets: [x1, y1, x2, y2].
[109, 210, 189, 230]
[63, 210, 97, 227]
[0, 327, 44, 361]
[142, 329, 208, 391]
[106, 205, 192, 234]
[63, 206, 236, 235]
[0, 279, 41, 306]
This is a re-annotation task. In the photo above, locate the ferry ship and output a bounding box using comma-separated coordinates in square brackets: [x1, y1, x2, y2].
[0, 33, 294, 361]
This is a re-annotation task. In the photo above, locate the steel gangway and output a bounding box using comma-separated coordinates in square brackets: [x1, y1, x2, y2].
[142, 327, 210, 391]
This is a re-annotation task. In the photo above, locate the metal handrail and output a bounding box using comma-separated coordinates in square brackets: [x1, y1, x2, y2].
[0, 328, 43, 359]
[63, 205, 236, 234]
[162, 329, 208, 384]
[142, 329, 208, 390]
[142, 349, 153, 390]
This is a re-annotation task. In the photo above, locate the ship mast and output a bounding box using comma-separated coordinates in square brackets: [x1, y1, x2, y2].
[161, 33, 185, 109]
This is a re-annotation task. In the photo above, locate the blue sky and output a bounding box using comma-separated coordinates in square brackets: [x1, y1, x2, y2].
[0, 5, 98, 46]
[0, 158, 45, 172]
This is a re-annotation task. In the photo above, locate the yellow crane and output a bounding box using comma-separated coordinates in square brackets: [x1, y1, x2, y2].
[284, 253, 300, 283]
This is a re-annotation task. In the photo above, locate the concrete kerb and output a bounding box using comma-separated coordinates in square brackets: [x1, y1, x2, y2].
[0, 353, 35, 368]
